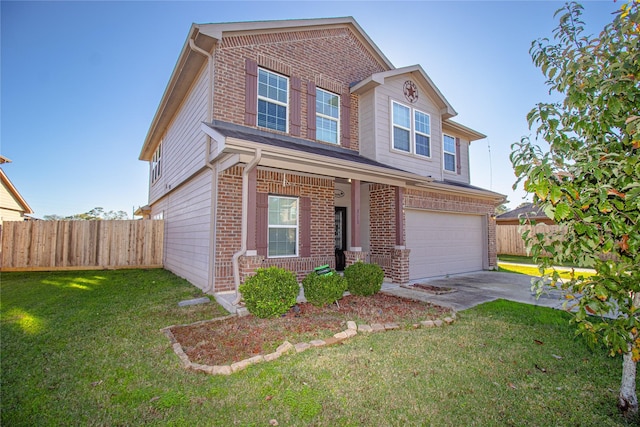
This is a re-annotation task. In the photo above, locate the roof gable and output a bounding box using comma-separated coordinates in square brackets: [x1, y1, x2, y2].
[140, 17, 394, 161]
[350, 65, 457, 120]
[0, 169, 33, 215]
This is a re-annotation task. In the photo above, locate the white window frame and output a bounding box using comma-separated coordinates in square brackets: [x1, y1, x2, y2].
[151, 142, 162, 184]
[443, 134, 457, 172]
[257, 68, 289, 133]
[267, 195, 299, 258]
[315, 88, 340, 144]
[392, 101, 411, 153]
[414, 110, 431, 158]
[391, 100, 431, 158]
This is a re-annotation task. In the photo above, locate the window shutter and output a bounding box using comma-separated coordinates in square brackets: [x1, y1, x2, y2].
[455, 137, 462, 175]
[246, 169, 257, 250]
[245, 59, 258, 126]
[290, 77, 302, 136]
[341, 90, 351, 148]
[299, 196, 311, 257]
[256, 192, 268, 257]
[306, 82, 316, 140]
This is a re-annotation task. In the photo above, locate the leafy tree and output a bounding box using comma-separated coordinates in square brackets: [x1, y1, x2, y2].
[44, 207, 129, 220]
[511, 1, 640, 417]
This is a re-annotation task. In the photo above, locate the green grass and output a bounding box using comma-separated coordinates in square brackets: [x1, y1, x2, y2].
[498, 254, 594, 268]
[2, 269, 637, 426]
[498, 263, 596, 280]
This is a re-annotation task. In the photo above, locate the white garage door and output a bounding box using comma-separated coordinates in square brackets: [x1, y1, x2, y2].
[406, 210, 484, 280]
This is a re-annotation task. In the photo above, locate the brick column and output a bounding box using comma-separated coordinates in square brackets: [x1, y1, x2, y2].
[344, 250, 368, 268]
[391, 247, 411, 285]
[239, 253, 265, 283]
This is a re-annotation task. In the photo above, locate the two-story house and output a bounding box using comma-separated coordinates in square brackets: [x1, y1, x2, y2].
[138, 17, 504, 311]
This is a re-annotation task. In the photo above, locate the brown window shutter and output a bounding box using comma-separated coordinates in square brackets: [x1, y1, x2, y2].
[455, 137, 462, 175]
[306, 82, 316, 140]
[290, 77, 302, 136]
[245, 59, 258, 126]
[341, 90, 351, 148]
[256, 192, 268, 257]
[299, 196, 311, 257]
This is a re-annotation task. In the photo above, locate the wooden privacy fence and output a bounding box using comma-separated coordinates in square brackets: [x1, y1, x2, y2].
[0, 220, 164, 271]
[497, 223, 564, 256]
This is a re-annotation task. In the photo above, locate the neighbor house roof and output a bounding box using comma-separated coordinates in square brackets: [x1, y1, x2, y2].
[140, 17, 394, 161]
[0, 168, 33, 215]
[497, 203, 553, 224]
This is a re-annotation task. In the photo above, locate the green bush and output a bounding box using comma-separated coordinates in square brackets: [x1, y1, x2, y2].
[344, 262, 384, 296]
[238, 267, 299, 318]
[301, 270, 348, 307]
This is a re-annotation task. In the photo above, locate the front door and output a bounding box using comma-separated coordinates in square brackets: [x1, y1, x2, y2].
[335, 207, 347, 271]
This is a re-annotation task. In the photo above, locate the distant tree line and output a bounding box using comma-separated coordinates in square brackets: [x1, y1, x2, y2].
[43, 207, 129, 221]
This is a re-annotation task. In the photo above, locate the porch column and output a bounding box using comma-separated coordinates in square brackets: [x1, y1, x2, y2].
[395, 187, 405, 246]
[350, 179, 361, 250]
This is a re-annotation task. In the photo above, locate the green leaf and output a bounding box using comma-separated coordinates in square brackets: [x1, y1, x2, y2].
[554, 202, 571, 220]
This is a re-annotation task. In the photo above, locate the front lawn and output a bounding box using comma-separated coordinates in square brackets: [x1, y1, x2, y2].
[1, 269, 636, 425]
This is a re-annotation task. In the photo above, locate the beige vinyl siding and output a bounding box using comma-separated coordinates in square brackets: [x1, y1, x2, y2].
[149, 66, 210, 204]
[0, 185, 24, 214]
[358, 90, 376, 160]
[372, 76, 443, 180]
[0, 208, 25, 222]
[153, 169, 212, 290]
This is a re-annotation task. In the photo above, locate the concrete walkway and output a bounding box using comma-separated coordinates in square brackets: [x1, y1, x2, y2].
[381, 270, 569, 312]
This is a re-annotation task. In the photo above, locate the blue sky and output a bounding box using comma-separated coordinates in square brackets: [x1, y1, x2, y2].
[1, 0, 620, 218]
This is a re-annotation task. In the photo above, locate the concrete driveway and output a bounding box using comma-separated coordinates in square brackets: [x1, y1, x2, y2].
[381, 271, 567, 312]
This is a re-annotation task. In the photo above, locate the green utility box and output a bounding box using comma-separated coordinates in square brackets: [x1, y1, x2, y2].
[314, 264, 333, 276]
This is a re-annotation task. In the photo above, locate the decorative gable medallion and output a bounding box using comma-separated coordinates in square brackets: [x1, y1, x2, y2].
[403, 80, 418, 103]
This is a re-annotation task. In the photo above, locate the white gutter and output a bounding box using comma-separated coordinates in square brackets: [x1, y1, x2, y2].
[232, 148, 262, 305]
[188, 38, 218, 293]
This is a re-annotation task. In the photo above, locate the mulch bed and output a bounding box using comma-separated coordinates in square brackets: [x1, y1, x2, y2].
[170, 293, 450, 366]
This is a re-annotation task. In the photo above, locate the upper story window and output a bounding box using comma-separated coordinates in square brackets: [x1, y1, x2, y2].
[392, 102, 411, 152]
[443, 134, 456, 172]
[392, 101, 430, 157]
[258, 68, 288, 132]
[316, 88, 340, 144]
[268, 195, 298, 257]
[414, 110, 431, 157]
[151, 142, 162, 183]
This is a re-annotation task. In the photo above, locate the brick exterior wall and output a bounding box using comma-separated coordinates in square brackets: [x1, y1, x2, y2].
[214, 166, 336, 291]
[368, 183, 397, 278]
[213, 27, 387, 152]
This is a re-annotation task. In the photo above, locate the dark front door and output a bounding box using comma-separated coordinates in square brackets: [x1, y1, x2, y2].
[335, 207, 347, 271]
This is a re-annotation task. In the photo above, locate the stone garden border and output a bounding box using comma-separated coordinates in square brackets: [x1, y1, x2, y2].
[161, 312, 457, 376]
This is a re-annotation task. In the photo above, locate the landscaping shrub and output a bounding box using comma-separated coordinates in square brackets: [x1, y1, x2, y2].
[238, 267, 299, 318]
[344, 262, 384, 296]
[301, 270, 348, 307]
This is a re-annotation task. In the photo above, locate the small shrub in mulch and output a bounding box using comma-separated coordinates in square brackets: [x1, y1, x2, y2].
[302, 270, 348, 307]
[238, 266, 299, 318]
[344, 262, 384, 296]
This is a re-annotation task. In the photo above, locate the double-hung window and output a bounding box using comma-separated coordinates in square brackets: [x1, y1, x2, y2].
[443, 134, 456, 172]
[392, 101, 430, 157]
[316, 88, 340, 144]
[151, 142, 162, 183]
[268, 196, 298, 257]
[258, 68, 288, 132]
[414, 111, 431, 157]
[392, 102, 411, 152]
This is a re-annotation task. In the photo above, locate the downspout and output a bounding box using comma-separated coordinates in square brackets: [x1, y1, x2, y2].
[232, 148, 262, 305]
[188, 37, 217, 293]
